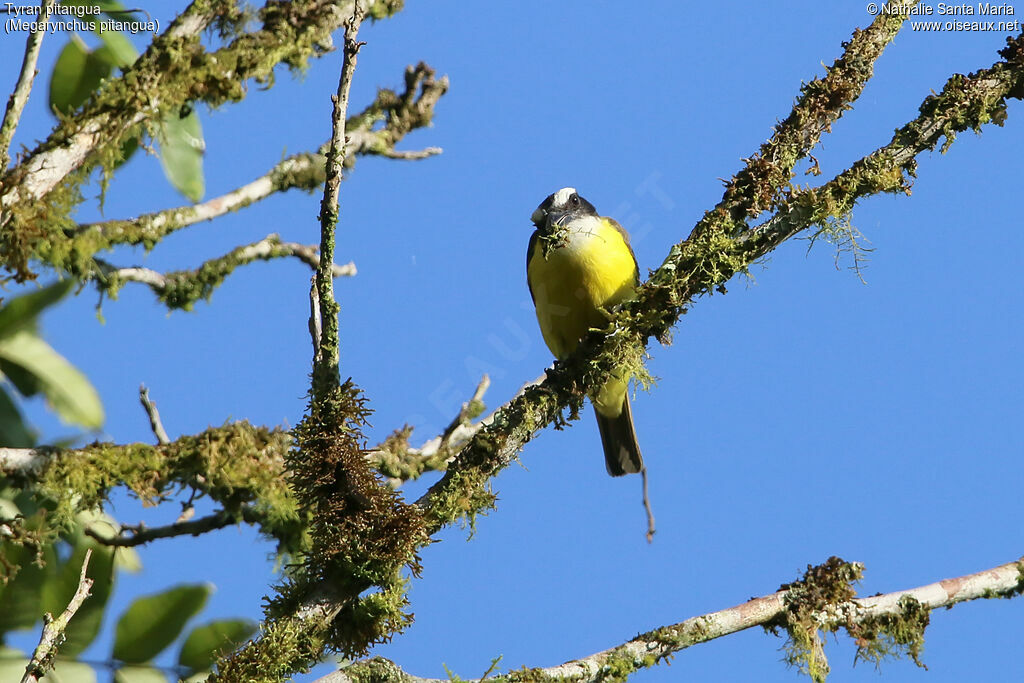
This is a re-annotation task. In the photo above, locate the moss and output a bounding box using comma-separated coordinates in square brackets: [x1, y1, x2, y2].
[275, 380, 427, 657]
[422, 458, 497, 532]
[26, 422, 303, 554]
[339, 656, 410, 682]
[3, 0, 416, 285]
[0, 167, 86, 283]
[0, 506, 53, 584]
[764, 557, 863, 683]
[805, 213, 874, 280]
[208, 611, 330, 683]
[852, 595, 930, 670]
[366, 0, 405, 20]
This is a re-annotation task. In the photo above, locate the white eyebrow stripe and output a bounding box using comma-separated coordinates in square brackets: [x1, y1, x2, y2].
[551, 187, 577, 208]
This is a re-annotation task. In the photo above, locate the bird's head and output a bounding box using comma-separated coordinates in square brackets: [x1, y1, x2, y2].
[531, 187, 598, 235]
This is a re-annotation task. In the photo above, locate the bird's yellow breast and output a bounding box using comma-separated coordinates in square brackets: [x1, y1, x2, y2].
[527, 216, 638, 360]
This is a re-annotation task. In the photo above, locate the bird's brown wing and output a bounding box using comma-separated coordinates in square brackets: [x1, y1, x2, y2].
[526, 229, 540, 304]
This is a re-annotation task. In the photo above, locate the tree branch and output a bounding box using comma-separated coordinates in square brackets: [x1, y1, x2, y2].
[319, 556, 1024, 683]
[312, 8, 363, 396]
[84, 506, 263, 547]
[745, 37, 1024, 251]
[66, 63, 447, 264]
[0, 422, 301, 554]
[139, 384, 170, 445]
[369, 374, 499, 486]
[20, 548, 93, 683]
[0, 0, 410, 282]
[94, 234, 355, 310]
[0, 0, 375, 204]
[0, 0, 56, 170]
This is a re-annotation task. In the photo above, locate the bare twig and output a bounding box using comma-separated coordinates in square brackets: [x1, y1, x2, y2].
[139, 385, 170, 445]
[312, 8, 364, 395]
[318, 557, 1024, 683]
[21, 549, 93, 683]
[439, 374, 491, 449]
[84, 507, 261, 547]
[368, 374, 541, 485]
[0, 0, 56, 170]
[379, 146, 442, 160]
[75, 152, 329, 244]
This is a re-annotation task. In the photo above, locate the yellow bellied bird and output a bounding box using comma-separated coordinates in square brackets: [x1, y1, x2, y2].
[526, 187, 644, 476]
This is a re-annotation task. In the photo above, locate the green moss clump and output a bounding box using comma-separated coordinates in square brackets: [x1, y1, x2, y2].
[852, 595, 930, 669]
[208, 612, 329, 683]
[28, 421, 302, 554]
[765, 557, 863, 683]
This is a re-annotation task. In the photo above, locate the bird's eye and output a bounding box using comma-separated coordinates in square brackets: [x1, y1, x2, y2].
[570, 194, 580, 206]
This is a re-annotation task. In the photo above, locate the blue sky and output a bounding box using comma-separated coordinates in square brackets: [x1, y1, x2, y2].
[3, 1, 1023, 681]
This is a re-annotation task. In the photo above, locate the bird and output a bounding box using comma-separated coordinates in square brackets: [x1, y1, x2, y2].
[526, 187, 643, 477]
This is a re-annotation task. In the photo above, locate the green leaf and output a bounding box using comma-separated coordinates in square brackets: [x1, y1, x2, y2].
[41, 540, 116, 656]
[178, 619, 256, 674]
[60, 0, 137, 26]
[1, 357, 44, 397]
[113, 666, 167, 683]
[156, 109, 205, 202]
[45, 659, 98, 683]
[95, 27, 138, 68]
[0, 540, 57, 634]
[112, 584, 211, 664]
[0, 280, 74, 340]
[49, 39, 113, 115]
[0, 386, 35, 447]
[0, 330, 104, 429]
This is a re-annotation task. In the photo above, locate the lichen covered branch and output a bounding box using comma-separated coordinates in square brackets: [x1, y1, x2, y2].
[20, 548, 93, 683]
[94, 234, 355, 310]
[312, 9, 363, 396]
[0, 422, 303, 555]
[319, 556, 1024, 683]
[0, 0, 57, 171]
[60, 63, 447, 276]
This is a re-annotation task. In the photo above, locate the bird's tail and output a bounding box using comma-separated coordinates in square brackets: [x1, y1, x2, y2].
[594, 395, 643, 477]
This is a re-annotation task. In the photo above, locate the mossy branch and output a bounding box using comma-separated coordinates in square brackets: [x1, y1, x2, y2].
[746, 34, 1024, 250]
[0, 0, 407, 282]
[48, 63, 447, 287]
[208, 12, 427, 681]
[312, 9, 363, 398]
[92, 234, 355, 310]
[318, 556, 1024, 683]
[0, 422, 305, 555]
[0, 0, 56, 171]
[369, 374, 494, 486]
